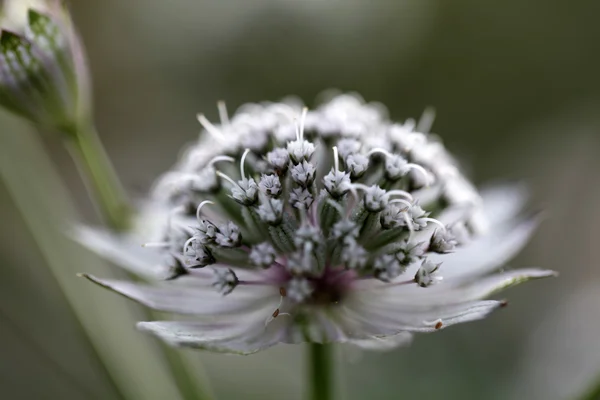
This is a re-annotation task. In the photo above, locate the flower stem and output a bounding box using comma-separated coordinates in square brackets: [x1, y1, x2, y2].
[580, 378, 600, 400]
[63, 123, 214, 399]
[309, 343, 334, 400]
[65, 122, 132, 231]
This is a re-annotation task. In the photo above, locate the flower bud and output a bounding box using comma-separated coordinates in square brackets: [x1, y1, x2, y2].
[0, 0, 90, 132]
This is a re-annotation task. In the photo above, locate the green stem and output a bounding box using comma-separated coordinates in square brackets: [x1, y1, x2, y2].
[580, 379, 600, 400]
[309, 343, 333, 400]
[65, 123, 132, 231]
[62, 123, 214, 399]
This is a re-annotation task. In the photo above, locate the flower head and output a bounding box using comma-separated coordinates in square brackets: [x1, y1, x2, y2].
[0, 0, 90, 132]
[79, 94, 555, 354]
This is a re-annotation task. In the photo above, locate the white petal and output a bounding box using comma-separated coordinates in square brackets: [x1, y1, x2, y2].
[440, 268, 558, 301]
[338, 297, 504, 335]
[480, 183, 529, 226]
[346, 332, 413, 351]
[429, 217, 539, 280]
[137, 320, 286, 355]
[81, 274, 279, 316]
[374, 268, 556, 307]
[73, 226, 164, 279]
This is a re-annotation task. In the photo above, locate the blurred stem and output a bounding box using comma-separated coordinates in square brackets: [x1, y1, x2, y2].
[580, 379, 600, 400]
[65, 122, 132, 231]
[64, 123, 214, 400]
[309, 343, 333, 400]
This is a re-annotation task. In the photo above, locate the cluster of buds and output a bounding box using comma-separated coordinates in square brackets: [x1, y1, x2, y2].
[0, 0, 90, 132]
[81, 94, 555, 354]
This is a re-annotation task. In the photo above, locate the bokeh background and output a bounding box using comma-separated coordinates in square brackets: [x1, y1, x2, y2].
[1, 0, 599, 399]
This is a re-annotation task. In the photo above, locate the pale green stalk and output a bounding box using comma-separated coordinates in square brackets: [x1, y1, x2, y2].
[580, 378, 600, 400]
[65, 122, 132, 231]
[0, 121, 213, 400]
[63, 119, 215, 400]
[308, 344, 334, 400]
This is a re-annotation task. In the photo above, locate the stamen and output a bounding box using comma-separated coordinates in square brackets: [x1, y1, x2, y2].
[367, 147, 394, 158]
[332, 146, 340, 172]
[403, 212, 415, 240]
[346, 184, 360, 205]
[240, 148, 251, 178]
[406, 163, 431, 185]
[196, 200, 215, 222]
[197, 114, 225, 140]
[217, 100, 230, 125]
[295, 118, 301, 142]
[264, 295, 291, 326]
[388, 198, 412, 209]
[207, 155, 235, 168]
[386, 189, 413, 201]
[351, 183, 371, 193]
[416, 106, 436, 134]
[299, 107, 308, 141]
[182, 236, 195, 253]
[216, 170, 238, 187]
[423, 217, 446, 231]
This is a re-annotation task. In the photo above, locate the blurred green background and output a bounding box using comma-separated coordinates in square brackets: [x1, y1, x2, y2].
[1, 0, 599, 399]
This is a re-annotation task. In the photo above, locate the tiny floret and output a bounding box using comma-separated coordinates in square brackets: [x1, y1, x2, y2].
[290, 161, 316, 187]
[429, 228, 457, 254]
[290, 187, 313, 210]
[415, 259, 442, 287]
[212, 268, 239, 295]
[287, 140, 315, 164]
[259, 174, 282, 197]
[266, 148, 290, 171]
[374, 254, 404, 282]
[287, 277, 314, 303]
[257, 198, 284, 225]
[249, 242, 277, 268]
[215, 221, 242, 248]
[229, 177, 259, 206]
[345, 153, 369, 179]
[323, 170, 351, 199]
[363, 185, 388, 213]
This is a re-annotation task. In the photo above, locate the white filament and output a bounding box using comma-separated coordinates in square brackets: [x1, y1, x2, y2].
[386, 189, 413, 201]
[217, 101, 230, 125]
[196, 200, 215, 222]
[240, 148, 251, 178]
[423, 217, 446, 231]
[197, 114, 225, 141]
[332, 146, 340, 172]
[207, 155, 235, 168]
[389, 198, 412, 209]
[216, 170, 238, 187]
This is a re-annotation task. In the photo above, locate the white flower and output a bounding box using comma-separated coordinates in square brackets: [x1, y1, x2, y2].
[77, 94, 555, 355]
